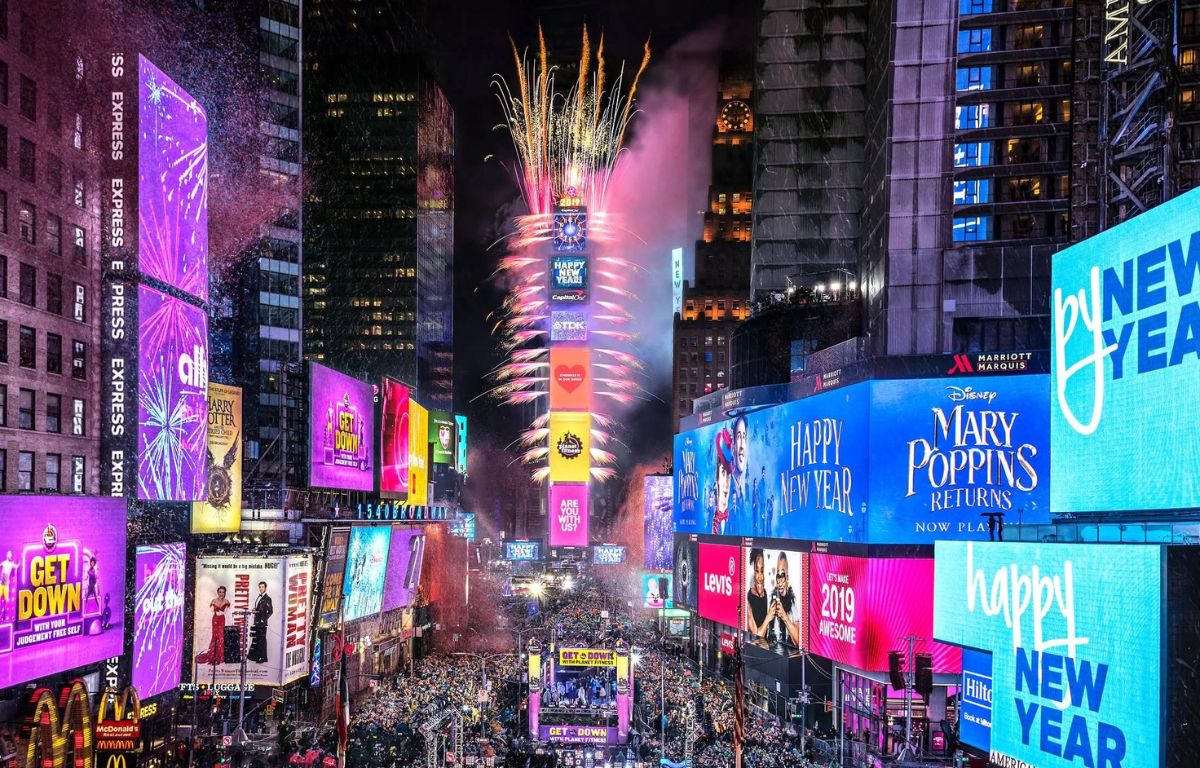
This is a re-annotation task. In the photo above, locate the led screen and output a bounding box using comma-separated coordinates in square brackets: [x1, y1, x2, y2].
[550, 255, 588, 302]
[454, 414, 468, 474]
[408, 402, 429, 506]
[342, 527, 391, 621]
[318, 528, 349, 627]
[550, 347, 591, 411]
[1051, 186, 1200, 512]
[552, 207, 588, 252]
[309, 363, 375, 491]
[381, 528, 425, 612]
[429, 411, 455, 465]
[643, 475, 673, 571]
[642, 573, 673, 608]
[549, 483, 589, 547]
[138, 56, 208, 300]
[549, 412, 592, 483]
[505, 541, 542, 561]
[138, 284, 209, 501]
[742, 544, 806, 653]
[672, 535, 698, 609]
[191, 383, 242, 532]
[133, 542, 186, 699]
[551, 311, 588, 342]
[960, 647, 993, 752]
[934, 542, 1162, 768]
[380, 377, 410, 497]
[593, 545, 626, 565]
[0, 497, 127, 689]
[697, 542, 742, 627]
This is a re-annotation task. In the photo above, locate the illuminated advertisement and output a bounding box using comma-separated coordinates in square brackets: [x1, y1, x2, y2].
[538, 726, 617, 745]
[380, 528, 425, 612]
[697, 542, 742, 627]
[133, 543, 186, 699]
[192, 555, 312, 685]
[505, 541, 542, 561]
[1051, 186, 1200, 512]
[559, 648, 618, 666]
[672, 247, 684, 316]
[868, 375, 1049, 543]
[552, 207, 588, 252]
[408, 402, 429, 506]
[809, 554, 960, 673]
[454, 414, 468, 474]
[934, 542, 1163, 768]
[960, 648, 993, 752]
[191, 383, 242, 533]
[0, 498, 127, 689]
[379, 377, 410, 498]
[593, 545, 626, 565]
[549, 412, 591, 483]
[643, 475, 673, 571]
[309, 363, 374, 491]
[138, 56, 208, 300]
[642, 573, 673, 608]
[550, 311, 588, 342]
[138, 284, 209, 501]
[672, 535, 698, 609]
[674, 382, 869, 540]
[429, 411, 455, 465]
[549, 347, 591, 411]
[449, 513, 476, 540]
[548, 483, 589, 547]
[742, 544, 806, 652]
[318, 528, 350, 627]
[342, 527, 392, 621]
[550, 255, 588, 303]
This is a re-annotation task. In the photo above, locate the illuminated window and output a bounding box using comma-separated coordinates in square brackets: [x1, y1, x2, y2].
[955, 104, 992, 130]
[953, 178, 992, 205]
[1014, 65, 1041, 87]
[952, 216, 991, 242]
[1014, 25, 1044, 49]
[1012, 102, 1044, 125]
[956, 67, 993, 92]
[1183, 89, 1197, 107]
[1060, 99, 1071, 122]
[957, 28, 992, 53]
[1181, 48, 1198, 73]
[1007, 138, 1041, 164]
[959, 0, 992, 13]
[72, 456, 83, 493]
[954, 142, 992, 167]
[1008, 177, 1041, 200]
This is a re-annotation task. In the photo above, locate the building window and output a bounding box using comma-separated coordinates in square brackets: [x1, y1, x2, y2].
[17, 387, 32, 429]
[18, 325, 32, 368]
[954, 142, 992, 167]
[0, 60, 7, 105]
[956, 67, 993, 92]
[44, 214, 60, 255]
[0, 189, 7, 233]
[0, 1, 6, 39]
[46, 152, 61, 194]
[0, 319, 6, 362]
[953, 216, 992, 242]
[45, 393, 60, 433]
[17, 136, 32, 181]
[71, 455, 83, 493]
[1008, 177, 1042, 200]
[1060, 99, 1071, 122]
[71, 340, 85, 379]
[1014, 65, 1041, 88]
[18, 11, 32, 56]
[73, 283, 85, 322]
[0, 385, 6, 426]
[955, 104, 992, 130]
[46, 273, 61, 314]
[957, 28, 992, 53]
[45, 455, 60, 493]
[1012, 102, 1045, 125]
[18, 261, 33, 304]
[73, 172, 84, 208]
[17, 199, 33, 243]
[953, 178, 992, 205]
[959, 0, 992, 13]
[17, 450, 31, 490]
[1014, 25, 1045, 49]
[1010, 214, 1036, 237]
[17, 74, 33, 120]
[72, 397, 84, 436]
[46, 96, 60, 136]
[46, 332, 60, 374]
[1007, 138, 1042, 164]
[73, 113, 83, 150]
[0, 255, 6, 297]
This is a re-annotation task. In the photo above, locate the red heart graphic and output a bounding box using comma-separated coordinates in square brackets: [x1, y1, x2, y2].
[556, 365, 586, 393]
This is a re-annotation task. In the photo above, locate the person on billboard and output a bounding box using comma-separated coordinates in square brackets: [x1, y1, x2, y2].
[84, 556, 101, 611]
[745, 548, 770, 640]
[195, 585, 230, 665]
[249, 581, 274, 664]
[0, 551, 16, 621]
[710, 428, 735, 535]
[768, 552, 802, 648]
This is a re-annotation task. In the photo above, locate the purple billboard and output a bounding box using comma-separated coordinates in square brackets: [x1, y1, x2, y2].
[138, 284, 209, 501]
[643, 475, 673, 571]
[381, 528, 426, 612]
[133, 542, 186, 698]
[310, 363, 375, 491]
[138, 55, 208, 301]
[538, 726, 619, 745]
[0, 497, 127, 689]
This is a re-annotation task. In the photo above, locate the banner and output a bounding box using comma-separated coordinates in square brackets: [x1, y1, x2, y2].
[672, 535, 698, 609]
[643, 475, 673, 571]
[454, 414, 468, 474]
[342, 527, 392, 621]
[934, 542, 1163, 768]
[548, 484, 589, 547]
[133, 543, 186, 698]
[429, 410, 455, 465]
[0, 498, 127, 688]
[558, 648, 617, 667]
[642, 573, 673, 609]
[192, 383, 242, 532]
[960, 648, 993, 752]
[379, 377, 410, 498]
[537, 726, 616, 745]
[742, 544, 806, 653]
[381, 528, 425, 612]
[697, 542, 741, 627]
[549, 347, 591, 411]
[318, 527, 350, 628]
[408, 402, 429, 506]
[309, 363, 375, 492]
[549, 412, 591, 483]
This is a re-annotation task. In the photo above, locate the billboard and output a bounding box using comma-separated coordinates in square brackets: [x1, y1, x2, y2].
[960, 648, 993, 752]
[934, 542, 1163, 768]
[454, 414, 468, 474]
[408, 402, 429, 506]
[550, 311, 588, 342]
[672, 247, 683, 316]
[138, 284, 209, 501]
[429, 410, 455, 465]
[808, 554, 960, 673]
[192, 555, 312, 686]
[550, 255, 588, 303]
[672, 535, 698, 609]
[642, 573, 673, 609]
[559, 648, 618, 666]
[538, 726, 617, 745]
[549, 412, 591, 483]
[552, 207, 588, 252]
[868, 375, 1049, 543]
[379, 377, 410, 497]
[742, 544, 806, 652]
[0, 498, 127, 689]
[192, 383, 242, 533]
[674, 382, 869, 540]
[318, 528, 350, 627]
[342, 527, 392, 621]
[643, 475, 673, 571]
[381, 528, 425, 612]
[505, 541, 542, 561]
[697, 542, 742, 627]
[548, 483, 589, 547]
[133, 543, 186, 699]
[593, 545, 626, 565]
[549, 347, 591, 411]
[1051, 187, 1200, 512]
[309, 363, 375, 491]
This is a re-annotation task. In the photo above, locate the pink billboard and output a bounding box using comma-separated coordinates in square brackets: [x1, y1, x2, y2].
[697, 542, 741, 627]
[548, 484, 589, 547]
[808, 554, 960, 673]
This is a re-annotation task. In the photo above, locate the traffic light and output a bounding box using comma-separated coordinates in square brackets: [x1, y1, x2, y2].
[887, 651, 906, 691]
[915, 653, 933, 699]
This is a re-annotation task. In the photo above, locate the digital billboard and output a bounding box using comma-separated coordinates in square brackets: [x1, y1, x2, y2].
[133, 542, 186, 699]
[549, 412, 591, 483]
[342, 527, 391, 621]
[697, 542, 742, 627]
[380, 377, 410, 498]
[674, 382, 869, 540]
[310, 363, 375, 491]
[454, 414, 468, 474]
[549, 483, 589, 547]
[429, 410, 455, 465]
[0, 498, 127, 689]
[868, 375, 1049, 543]
[672, 535, 698, 609]
[192, 383, 242, 533]
[742, 544, 806, 652]
[192, 555, 312, 686]
[642, 573, 673, 608]
[318, 528, 350, 627]
[550, 255, 588, 302]
[643, 475, 673, 571]
[552, 207, 588, 252]
[138, 284, 209, 501]
[505, 541, 542, 561]
[550, 311, 588, 342]
[408, 402, 429, 506]
[549, 347, 591, 411]
[593, 545, 626, 565]
[808, 554, 960, 673]
[934, 542, 1163, 768]
[960, 647, 993, 752]
[1051, 186, 1200, 512]
[381, 528, 425, 612]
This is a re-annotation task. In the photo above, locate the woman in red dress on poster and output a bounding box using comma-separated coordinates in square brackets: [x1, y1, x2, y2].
[195, 585, 230, 665]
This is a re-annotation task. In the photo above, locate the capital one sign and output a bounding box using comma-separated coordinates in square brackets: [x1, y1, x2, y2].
[697, 542, 741, 626]
[549, 484, 589, 547]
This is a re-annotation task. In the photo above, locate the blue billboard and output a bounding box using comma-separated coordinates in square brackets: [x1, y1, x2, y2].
[1051, 186, 1200, 512]
[505, 540, 542, 561]
[934, 542, 1163, 768]
[960, 648, 993, 752]
[868, 375, 1049, 543]
[673, 382, 870, 541]
[593, 545, 626, 565]
[342, 526, 392, 621]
